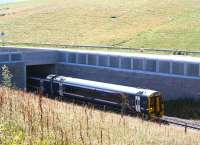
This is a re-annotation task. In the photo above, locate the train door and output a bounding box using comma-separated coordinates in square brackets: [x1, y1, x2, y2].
[135, 96, 141, 112]
[155, 94, 164, 116]
[156, 96, 160, 113]
[149, 96, 156, 113]
[149, 94, 164, 117]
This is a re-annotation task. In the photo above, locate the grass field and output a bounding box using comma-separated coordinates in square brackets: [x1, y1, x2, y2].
[1, 0, 200, 51]
[0, 87, 199, 145]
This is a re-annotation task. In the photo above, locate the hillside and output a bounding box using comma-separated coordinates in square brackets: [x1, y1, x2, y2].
[0, 0, 200, 50]
[0, 87, 199, 144]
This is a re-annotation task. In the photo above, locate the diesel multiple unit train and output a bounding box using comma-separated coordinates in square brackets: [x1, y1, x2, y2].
[27, 74, 164, 119]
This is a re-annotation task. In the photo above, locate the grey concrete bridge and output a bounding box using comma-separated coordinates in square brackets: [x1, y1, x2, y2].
[0, 46, 200, 100]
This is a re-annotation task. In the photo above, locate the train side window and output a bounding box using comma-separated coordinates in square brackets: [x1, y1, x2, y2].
[63, 85, 77, 93]
[63, 84, 92, 97]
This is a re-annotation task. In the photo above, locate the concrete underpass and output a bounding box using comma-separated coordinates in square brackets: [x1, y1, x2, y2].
[0, 46, 200, 100]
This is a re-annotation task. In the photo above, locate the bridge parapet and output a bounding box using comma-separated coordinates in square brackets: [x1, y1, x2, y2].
[62, 51, 200, 79]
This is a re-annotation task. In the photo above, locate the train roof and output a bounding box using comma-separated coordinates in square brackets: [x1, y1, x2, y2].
[52, 75, 158, 97]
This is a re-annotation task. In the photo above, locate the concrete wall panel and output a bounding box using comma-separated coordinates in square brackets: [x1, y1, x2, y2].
[121, 57, 131, 69]
[11, 54, 22, 61]
[187, 63, 199, 77]
[172, 62, 184, 75]
[0, 55, 9, 62]
[77, 53, 86, 64]
[159, 61, 170, 73]
[67, 53, 76, 63]
[109, 56, 119, 68]
[99, 55, 108, 67]
[88, 54, 96, 65]
[146, 59, 156, 72]
[132, 58, 143, 70]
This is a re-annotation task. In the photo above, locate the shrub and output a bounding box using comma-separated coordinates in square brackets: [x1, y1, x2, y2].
[1, 65, 13, 88]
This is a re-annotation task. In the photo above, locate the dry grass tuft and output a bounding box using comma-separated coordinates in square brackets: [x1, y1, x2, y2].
[0, 87, 199, 145]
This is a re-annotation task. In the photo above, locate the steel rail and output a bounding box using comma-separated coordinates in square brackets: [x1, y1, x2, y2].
[161, 116, 200, 131]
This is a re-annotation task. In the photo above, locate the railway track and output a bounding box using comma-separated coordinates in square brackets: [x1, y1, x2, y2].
[161, 116, 200, 132]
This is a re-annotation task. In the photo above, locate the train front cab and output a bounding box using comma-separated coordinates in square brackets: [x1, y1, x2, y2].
[148, 93, 164, 118]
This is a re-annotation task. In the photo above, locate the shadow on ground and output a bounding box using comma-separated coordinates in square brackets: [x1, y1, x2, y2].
[165, 99, 200, 120]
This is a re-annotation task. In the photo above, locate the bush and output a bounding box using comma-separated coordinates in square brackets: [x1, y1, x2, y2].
[1, 65, 13, 88]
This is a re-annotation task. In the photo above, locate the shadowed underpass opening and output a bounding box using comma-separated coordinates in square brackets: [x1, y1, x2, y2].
[26, 64, 55, 90]
[26, 64, 55, 78]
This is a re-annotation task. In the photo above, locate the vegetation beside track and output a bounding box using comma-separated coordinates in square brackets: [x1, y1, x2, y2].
[0, 87, 199, 144]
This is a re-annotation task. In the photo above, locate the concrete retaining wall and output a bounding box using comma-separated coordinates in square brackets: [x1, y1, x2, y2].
[56, 63, 200, 100]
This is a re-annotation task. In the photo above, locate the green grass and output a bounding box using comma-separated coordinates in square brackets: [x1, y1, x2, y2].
[1, 0, 200, 51]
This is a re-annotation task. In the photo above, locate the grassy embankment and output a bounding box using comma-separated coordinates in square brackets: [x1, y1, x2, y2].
[0, 87, 199, 145]
[1, 0, 200, 52]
